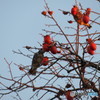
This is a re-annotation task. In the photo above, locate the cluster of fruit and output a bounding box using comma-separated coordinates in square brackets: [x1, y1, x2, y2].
[41, 35, 60, 66]
[86, 38, 97, 55]
[41, 10, 54, 16]
[43, 35, 60, 54]
[71, 5, 91, 28]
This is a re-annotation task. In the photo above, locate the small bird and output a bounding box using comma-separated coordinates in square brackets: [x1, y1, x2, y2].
[73, 11, 91, 28]
[29, 49, 45, 75]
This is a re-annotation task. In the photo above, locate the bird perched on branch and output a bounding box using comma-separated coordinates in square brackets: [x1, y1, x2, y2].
[29, 49, 45, 75]
[71, 5, 92, 28]
[73, 11, 91, 28]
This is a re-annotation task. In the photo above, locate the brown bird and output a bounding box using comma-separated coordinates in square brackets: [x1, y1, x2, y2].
[73, 11, 91, 28]
[29, 49, 45, 75]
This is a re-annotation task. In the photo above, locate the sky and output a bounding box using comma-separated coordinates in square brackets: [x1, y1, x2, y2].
[0, 0, 100, 100]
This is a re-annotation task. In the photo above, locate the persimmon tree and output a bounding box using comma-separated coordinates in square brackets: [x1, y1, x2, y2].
[0, 0, 100, 100]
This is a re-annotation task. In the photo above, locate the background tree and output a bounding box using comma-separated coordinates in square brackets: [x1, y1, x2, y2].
[0, 0, 100, 100]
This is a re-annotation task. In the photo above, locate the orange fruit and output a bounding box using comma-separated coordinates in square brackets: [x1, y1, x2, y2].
[43, 43, 50, 52]
[41, 57, 49, 66]
[87, 8, 91, 11]
[41, 11, 47, 16]
[50, 46, 58, 54]
[86, 38, 92, 44]
[44, 35, 52, 44]
[90, 43, 97, 50]
[87, 46, 95, 55]
[83, 15, 90, 23]
[48, 11, 54, 15]
[86, 8, 91, 16]
[71, 6, 78, 15]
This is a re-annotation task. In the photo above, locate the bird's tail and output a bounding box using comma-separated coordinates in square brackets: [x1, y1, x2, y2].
[77, 20, 92, 29]
[29, 67, 37, 75]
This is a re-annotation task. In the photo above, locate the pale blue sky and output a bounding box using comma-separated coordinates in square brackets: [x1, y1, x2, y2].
[0, 0, 100, 100]
[0, 0, 99, 63]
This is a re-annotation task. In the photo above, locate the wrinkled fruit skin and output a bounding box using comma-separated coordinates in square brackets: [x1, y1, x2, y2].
[83, 15, 90, 23]
[89, 43, 97, 50]
[87, 46, 95, 55]
[50, 46, 58, 54]
[44, 35, 52, 44]
[41, 57, 49, 66]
